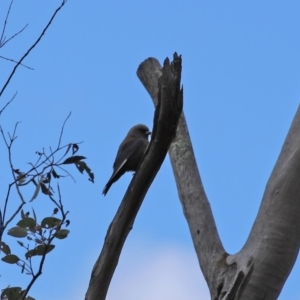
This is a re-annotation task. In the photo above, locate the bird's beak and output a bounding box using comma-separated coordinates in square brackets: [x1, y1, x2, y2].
[146, 131, 151, 136]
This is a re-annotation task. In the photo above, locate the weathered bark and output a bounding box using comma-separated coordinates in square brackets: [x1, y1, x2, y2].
[137, 57, 300, 300]
[85, 54, 183, 300]
[137, 58, 230, 299]
[227, 106, 300, 299]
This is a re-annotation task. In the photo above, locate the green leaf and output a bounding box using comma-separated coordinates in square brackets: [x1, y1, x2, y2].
[40, 183, 53, 196]
[84, 163, 94, 183]
[55, 229, 70, 239]
[42, 172, 51, 184]
[62, 155, 86, 164]
[35, 244, 55, 255]
[1, 254, 20, 264]
[41, 217, 61, 228]
[25, 297, 36, 300]
[75, 160, 86, 173]
[17, 217, 36, 228]
[75, 160, 94, 183]
[52, 168, 60, 178]
[0, 241, 11, 255]
[17, 240, 24, 247]
[30, 182, 41, 202]
[25, 249, 37, 259]
[1, 287, 22, 300]
[7, 227, 28, 238]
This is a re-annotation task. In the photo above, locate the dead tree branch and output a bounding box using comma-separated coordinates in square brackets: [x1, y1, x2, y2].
[85, 53, 183, 300]
[137, 57, 228, 299]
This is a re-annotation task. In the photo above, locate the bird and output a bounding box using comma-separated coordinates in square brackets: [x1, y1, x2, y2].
[102, 124, 151, 195]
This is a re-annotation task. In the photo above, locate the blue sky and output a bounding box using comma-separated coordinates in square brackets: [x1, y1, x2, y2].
[1, 1, 300, 299]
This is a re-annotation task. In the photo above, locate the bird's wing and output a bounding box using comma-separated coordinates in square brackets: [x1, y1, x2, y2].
[113, 138, 144, 170]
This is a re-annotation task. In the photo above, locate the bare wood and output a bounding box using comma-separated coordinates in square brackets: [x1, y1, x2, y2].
[85, 54, 183, 300]
[227, 106, 300, 299]
[137, 57, 228, 299]
[137, 57, 300, 300]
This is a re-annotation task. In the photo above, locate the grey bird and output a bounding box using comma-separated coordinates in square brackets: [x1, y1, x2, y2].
[102, 124, 151, 195]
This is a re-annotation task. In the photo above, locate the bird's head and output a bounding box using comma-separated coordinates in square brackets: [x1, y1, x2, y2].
[128, 124, 151, 140]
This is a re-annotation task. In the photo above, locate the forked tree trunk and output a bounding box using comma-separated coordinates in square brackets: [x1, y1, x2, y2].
[86, 55, 300, 300]
[137, 57, 300, 300]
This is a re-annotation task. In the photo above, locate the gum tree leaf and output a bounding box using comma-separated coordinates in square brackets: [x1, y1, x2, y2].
[75, 161, 86, 173]
[17, 218, 36, 228]
[55, 229, 70, 239]
[35, 244, 55, 255]
[40, 183, 53, 196]
[84, 163, 95, 183]
[1, 287, 22, 299]
[62, 155, 86, 164]
[25, 249, 37, 259]
[17, 241, 24, 247]
[41, 217, 61, 228]
[1, 254, 20, 264]
[7, 227, 28, 238]
[52, 168, 60, 178]
[0, 241, 11, 255]
[75, 161, 95, 183]
[42, 172, 51, 184]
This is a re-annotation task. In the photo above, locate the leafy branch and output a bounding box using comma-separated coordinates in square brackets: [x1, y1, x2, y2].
[0, 114, 93, 300]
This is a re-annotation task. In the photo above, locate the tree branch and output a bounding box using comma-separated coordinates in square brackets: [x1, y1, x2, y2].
[85, 53, 183, 300]
[137, 57, 228, 299]
[137, 57, 300, 300]
[0, 0, 67, 98]
[226, 105, 300, 299]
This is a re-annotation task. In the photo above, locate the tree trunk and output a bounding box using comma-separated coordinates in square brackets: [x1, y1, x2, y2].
[85, 54, 183, 300]
[137, 57, 300, 300]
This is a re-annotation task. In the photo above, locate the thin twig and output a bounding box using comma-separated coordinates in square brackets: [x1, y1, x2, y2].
[21, 186, 69, 299]
[0, 209, 3, 240]
[58, 111, 71, 148]
[1, 121, 24, 237]
[2, 184, 12, 229]
[0, 91, 17, 116]
[3, 201, 25, 230]
[56, 165, 76, 182]
[0, 0, 67, 98]
[0, 0, 13, 46]
[0, 125, 9, 148]
[0, 55, 34, 70]
[0, 24, 28, 48]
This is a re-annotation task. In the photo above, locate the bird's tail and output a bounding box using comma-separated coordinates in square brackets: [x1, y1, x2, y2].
[102, 181, 113, 196]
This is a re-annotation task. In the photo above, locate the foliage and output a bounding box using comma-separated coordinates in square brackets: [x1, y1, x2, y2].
[0, 1, 93, 299]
